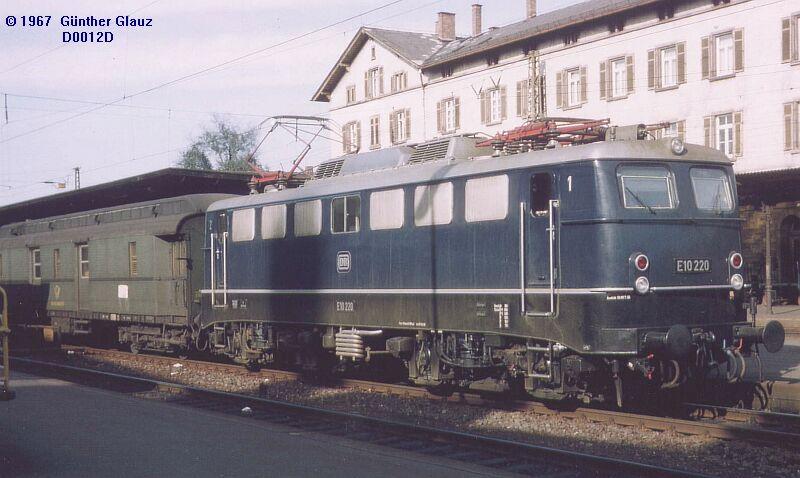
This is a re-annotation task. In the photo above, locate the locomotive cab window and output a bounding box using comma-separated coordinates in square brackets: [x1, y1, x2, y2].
[617, 165, 676, 210]
[530, 173, 554, 216]
[331, 195, 361, 234]
[690, 167, 733, 212]
[231, 208, 255, 242]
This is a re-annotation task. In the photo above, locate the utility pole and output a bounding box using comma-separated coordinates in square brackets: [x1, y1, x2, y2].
[526, 50, 546, 121]
[73, 167, 81, 190]
[764, 206, 773, 314]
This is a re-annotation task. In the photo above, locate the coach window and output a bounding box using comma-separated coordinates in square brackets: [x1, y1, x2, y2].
[294, 200, 322, 237]
[31, 248, 41, 281]
[79, 245, 90, 279]
[414, 182, 453, 226]
[617, 165, 676, 210]
[261, 204, 287, 239]
[690, 167, 733, 212]
[331, 195, 361, 234]
[466, 175, 509, 222]
[531, 173, 554, 216]
[231, 208, 255, 242]
[370, 189, 404, 230]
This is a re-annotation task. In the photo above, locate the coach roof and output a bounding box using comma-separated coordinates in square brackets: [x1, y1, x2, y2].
[208, 139, 730, 213]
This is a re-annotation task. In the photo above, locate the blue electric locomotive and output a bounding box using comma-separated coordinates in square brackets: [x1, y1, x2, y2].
[199, 128, 784, 404]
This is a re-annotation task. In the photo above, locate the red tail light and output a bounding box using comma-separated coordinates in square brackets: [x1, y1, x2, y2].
[730, 252, 743, 269]
[635, 254, 649, 272]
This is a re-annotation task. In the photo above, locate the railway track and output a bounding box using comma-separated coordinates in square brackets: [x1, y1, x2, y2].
[10, 355, 708, 478]
[17, 345, 800, 451]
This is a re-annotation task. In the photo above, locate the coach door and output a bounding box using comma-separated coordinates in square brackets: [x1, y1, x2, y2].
[209, 212, 228, 307]
[522, 171, 560, 316]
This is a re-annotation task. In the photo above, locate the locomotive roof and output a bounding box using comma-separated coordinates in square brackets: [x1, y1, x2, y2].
[208, 139, 730, 212]
[0, 193, 234, 246]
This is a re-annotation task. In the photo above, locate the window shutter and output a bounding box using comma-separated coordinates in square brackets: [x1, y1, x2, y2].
[654, 49, 663, 89]
[626, 55, 634, 93]
[647, 49, 655, 89]
[391, 74, 397, 93]
[500, 85, 508, 120]
[355, 122, 361, 151]
[677, 120, 685, 141]
[782, 18, 791, 62]
[794, 17, 800, 62]
[436, 100, 443, 134]
[378, 67, 384, 95]
[364, 71, 371, 99]
[734, 29, 744, 72]
[580, 66, 587, 103]
[480, 91, 489, 125]
[342, 125, 350, 153]
[454, 97, 461, 129]
[703, 116, 712, 147]
[701, 36, 710, 79]
[556, 71, 564, 108]
[405, 109, 411, 138]
[785, 103, 794, 150]
[677, 42, 686, 84]
[599, 62, 607, 100]
[516, 80, 525, 117]
[389, 112, 397, 144]
[733, 111, 743, 157]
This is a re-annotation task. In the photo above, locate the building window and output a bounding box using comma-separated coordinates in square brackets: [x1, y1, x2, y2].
[481, 87, 507, 125]
[79, 245, 89, 279]
[346, 85, 356, 104]
[331, 195, 361, 234]
[437, 97, 460, 134]
[390, 72, 407, 93]
[601, 56, 633, 100]
[261, 204, 287, 240]
[294, 200, 322, 237]
[655, 121, 685, 140]
[782, 14, 800, 63]
[702, 30, 743, 79]
[53, 249, 61, 279]
[128, 242, 138, 276]
[661, 46, 678, 88]
[785, 100, 799, 151]
[716, 114, 734, 157]
[369, 116, 380, 149]
[657, 3, 674, 20]
[370, 189, 404, 231]
[649, 44, 685, 90]
[441, 66, 453, 78]
[370, 46, 376, 60]
[31, 248, 41, 281]
[611, 58, 627, 98]
[567, 69, 581, 107]
[390, 109, 410, 144]
[563, 31, 578, 45]
[486, 54, 499, 66]
[231, 208, 256, 242]
[365, 67, 383, 99]
[342, 121, 360, 154]
[414, 183, 453, 227]
[705, 112, 742, 158]
[465, 175, 509, 222]
[490, 88, 502, 123]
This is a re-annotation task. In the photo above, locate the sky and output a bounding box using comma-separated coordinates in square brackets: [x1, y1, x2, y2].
[0, 0, 582, 206]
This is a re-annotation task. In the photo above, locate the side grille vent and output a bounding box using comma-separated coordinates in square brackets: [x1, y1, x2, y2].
[314, 158, 345, 179]
[409, 139, 450, 164]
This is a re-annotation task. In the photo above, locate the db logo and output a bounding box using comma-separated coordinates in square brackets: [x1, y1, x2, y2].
[336, 251, 351, 273]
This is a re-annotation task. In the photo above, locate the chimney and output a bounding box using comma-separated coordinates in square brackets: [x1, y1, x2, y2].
[436, 12, 456, 41]
[472, 4, 482, 36]
[526, 0, 537, 18]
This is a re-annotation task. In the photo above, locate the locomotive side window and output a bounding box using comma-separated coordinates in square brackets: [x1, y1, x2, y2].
[465, 175, 509, 222]
[617, 165, 676, 210]
[690, 168, 733, 212]
[294, 200, 322, 237]
[231, 208, 256, 242]
[414, 182, 453, 226]
[261, 204, 287, 239]
[331, 195, 361, 234]
[530, 173, 554, 216]
[370, 189, 404, 230]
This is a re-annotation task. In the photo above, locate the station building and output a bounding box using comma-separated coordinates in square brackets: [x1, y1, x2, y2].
[313, 0, 800, 303]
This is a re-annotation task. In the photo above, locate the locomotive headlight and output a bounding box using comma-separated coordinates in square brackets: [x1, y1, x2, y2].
[634, 276, 650, 294]
[670, 137, 686, 155]
[729, 252, 743, 269]
[730, 274, 744, 290]
[634, 254, 649, 272]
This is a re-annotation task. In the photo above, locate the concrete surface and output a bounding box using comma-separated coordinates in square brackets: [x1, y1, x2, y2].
[0, 372, 521, 478]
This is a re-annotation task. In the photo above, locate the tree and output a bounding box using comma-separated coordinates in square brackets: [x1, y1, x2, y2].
[177, 118, 260, 172]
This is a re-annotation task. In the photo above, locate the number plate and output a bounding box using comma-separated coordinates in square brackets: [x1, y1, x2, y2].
[675, 259, 711, 273]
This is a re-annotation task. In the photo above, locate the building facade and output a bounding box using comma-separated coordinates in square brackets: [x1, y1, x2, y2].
[314, 0, 800, 301]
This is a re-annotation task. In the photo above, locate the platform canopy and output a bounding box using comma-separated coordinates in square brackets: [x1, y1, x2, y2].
[737, 167, 800, 207]
[0, 168, 252, 226]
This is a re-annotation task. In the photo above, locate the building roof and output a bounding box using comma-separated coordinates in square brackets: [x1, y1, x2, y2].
[313, 0, 661, 101]
[0, 168, 252, 226]
[312, 27, 445, 102]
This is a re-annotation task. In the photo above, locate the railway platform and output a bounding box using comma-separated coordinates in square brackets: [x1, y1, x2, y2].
[0, 371, 518, 478]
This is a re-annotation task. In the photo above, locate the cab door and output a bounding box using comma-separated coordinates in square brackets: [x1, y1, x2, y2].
[523, 171, 560, 316]
[209, 212, 228, 307]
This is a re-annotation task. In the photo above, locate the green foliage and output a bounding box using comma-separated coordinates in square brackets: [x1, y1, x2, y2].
[177, 118, 260, 172]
